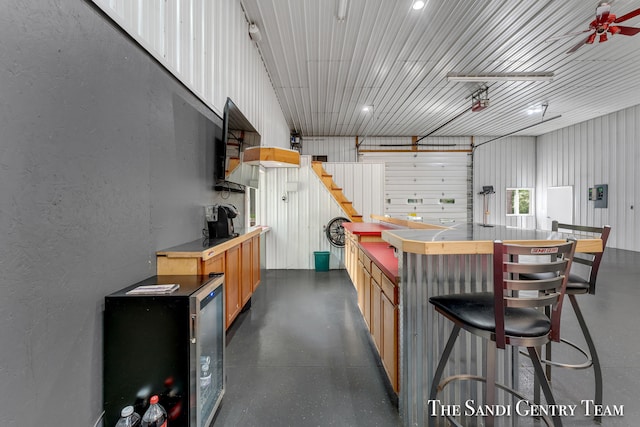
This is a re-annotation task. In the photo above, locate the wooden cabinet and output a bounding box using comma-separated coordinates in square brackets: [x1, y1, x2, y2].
[352, 244, 399, 394]
[225, 244, 242, 329]
[241, 240, 252, 306]
[363, 268, 372, 329]
[371, 276, 382, 351]
[203, 252, 225, 275]
[251, 235, 260, 291]
[156, 229, 263, 331]
[356, 260, 365, 314]
[345, 231, 358, 286]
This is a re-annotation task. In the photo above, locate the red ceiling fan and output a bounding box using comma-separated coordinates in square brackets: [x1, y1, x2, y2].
[548, 2, 640, 53]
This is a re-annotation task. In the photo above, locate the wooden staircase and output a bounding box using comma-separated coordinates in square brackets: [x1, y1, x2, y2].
[311, 161, 363, 222]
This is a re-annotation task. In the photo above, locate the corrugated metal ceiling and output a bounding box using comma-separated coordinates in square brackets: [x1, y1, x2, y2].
[240, 0, 640, 137]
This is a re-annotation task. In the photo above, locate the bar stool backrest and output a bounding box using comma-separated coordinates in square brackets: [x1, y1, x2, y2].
[552, 221, 611, 294]
[492, 240, 576, 349]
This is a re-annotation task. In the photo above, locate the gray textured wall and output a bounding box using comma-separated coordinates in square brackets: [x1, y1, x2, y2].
[0, 1, 223, 425]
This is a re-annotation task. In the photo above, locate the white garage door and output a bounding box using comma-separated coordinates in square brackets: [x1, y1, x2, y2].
[359, 151, 471, 224]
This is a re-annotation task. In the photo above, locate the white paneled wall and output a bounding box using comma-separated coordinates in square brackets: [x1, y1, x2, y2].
[93, 0, 290, 148]
[537, 106, 640, 251]
[473, 136, 537, 229]
[262, 157, 345, 269]
[323, 162, 385, 222]
[301, 137, 357, 162]
[261, 156, 384, 269]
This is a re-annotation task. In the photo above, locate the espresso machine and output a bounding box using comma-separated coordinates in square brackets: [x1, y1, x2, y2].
[205, 204, 239, 239]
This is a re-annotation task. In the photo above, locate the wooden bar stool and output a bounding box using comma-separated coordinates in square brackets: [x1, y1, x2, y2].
[428, 239, 576, 427]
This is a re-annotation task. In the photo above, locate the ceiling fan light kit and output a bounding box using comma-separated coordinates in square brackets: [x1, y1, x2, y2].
[549, 2, 640, 54]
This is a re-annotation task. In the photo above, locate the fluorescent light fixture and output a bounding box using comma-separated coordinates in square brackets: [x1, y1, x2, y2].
[447, 72, 555, 82]
[337, 0, 348, 21]
[412, 0, 426, 10]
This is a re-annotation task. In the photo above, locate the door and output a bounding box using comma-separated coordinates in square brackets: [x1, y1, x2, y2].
[546, 186, 573, 229]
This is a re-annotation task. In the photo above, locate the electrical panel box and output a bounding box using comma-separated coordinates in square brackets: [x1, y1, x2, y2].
[588, 184, 608, 208]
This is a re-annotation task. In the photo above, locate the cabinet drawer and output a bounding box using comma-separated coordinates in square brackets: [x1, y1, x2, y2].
[359, 250, 371, 272]
[381, 274, 398, 305]
[371, 263, 383, 288]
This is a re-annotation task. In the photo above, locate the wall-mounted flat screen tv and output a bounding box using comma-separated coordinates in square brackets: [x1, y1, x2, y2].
[214, 98, 261, 190]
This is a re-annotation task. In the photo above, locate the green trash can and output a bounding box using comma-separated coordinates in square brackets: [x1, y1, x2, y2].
[314, 251, 330, 272]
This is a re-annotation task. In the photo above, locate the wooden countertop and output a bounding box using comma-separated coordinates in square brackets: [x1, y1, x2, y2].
[156, 227, 262, 261]
[370, 214, 449, 230]
[382, 223, 602, 255]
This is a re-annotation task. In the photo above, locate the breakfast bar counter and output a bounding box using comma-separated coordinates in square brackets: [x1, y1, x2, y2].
[380, 223, 603, 426]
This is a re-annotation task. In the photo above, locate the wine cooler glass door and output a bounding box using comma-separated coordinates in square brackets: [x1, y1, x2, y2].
[194, 280, 225, 427]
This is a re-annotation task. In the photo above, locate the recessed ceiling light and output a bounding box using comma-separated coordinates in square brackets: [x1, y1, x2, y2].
[412, 1, 426, 10]
[362, 106, 373, 113]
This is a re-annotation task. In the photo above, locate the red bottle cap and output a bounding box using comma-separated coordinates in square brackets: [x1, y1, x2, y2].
[150, 395, 159, 404]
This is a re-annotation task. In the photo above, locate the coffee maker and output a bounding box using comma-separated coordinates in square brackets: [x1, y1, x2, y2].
[205, 204, 239, 239]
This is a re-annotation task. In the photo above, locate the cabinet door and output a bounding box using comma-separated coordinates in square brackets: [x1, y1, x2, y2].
[241, 240, 252, 306]
[356, 260, 365, 314]
[382, 293, 399, 392]
[363, 268, 372, 329]
[372, 278, 382, 351]
[251, 235, 260, 291]
[225, 245, 241, 329]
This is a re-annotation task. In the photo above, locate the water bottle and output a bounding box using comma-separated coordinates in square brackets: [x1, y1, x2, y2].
[141, 395, 167, 427]
[200, 362, 212, 401]
[115, 406, 141, 427]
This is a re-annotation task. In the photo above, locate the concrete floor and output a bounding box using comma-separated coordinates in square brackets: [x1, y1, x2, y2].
[212, 248, 639, 426]
[212, 269, 401, 427]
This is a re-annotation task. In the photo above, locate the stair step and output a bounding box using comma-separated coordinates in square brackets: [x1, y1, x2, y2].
[332, 186, 342, 191]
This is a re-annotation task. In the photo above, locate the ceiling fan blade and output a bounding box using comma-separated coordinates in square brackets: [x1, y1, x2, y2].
[546, 29, 592, 41]
[616, 25, 640, 35]
[566, 34, 593, 54]
[614, 7, 640, 23]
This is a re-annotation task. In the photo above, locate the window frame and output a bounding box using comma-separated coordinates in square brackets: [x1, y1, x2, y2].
[506, 187, 534, 216]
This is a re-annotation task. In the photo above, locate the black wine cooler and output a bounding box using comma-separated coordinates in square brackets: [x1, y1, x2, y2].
[103, 274, 225, 427]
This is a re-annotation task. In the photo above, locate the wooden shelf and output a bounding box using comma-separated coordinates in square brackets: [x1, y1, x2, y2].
[243, 146, 300, 167]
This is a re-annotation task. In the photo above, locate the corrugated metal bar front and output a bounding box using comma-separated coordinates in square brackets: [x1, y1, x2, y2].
[400, 251, 516, 427]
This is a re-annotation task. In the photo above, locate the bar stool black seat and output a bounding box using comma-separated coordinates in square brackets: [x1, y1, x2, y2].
[527, 221, 611, 423]
[428, 239, 576, 427]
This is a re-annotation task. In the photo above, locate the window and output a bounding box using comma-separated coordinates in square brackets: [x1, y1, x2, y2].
[506, 188, 532, 216]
